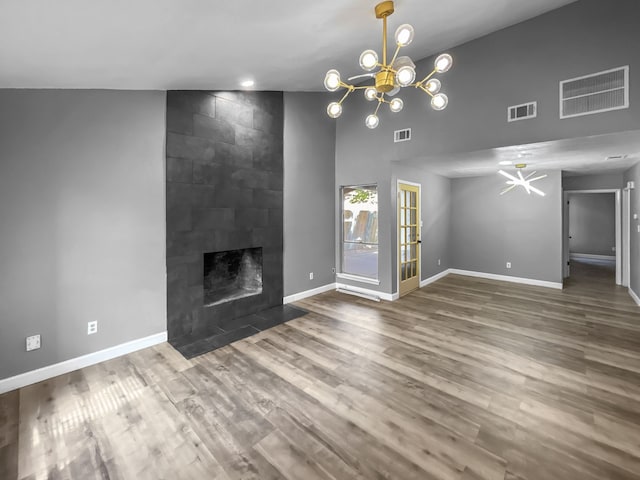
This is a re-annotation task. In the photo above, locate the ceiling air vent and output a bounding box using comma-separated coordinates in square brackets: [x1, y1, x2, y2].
[394, 128, 411, 143]
[560, 66, 629, 119]
[508, 101, 537, 122]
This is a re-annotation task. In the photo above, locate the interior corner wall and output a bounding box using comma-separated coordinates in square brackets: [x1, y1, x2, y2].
[451, 170, 563, 284]
[283, 93, 336, 296]
[391, 164, 451, 290]
[0, 89, 167, 381]
[624, 162, 640, 296]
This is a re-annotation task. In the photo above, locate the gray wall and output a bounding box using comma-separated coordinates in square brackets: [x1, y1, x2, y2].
[334, 0, 640, 165]
[391, 164, 451, 291]
[0, 89, 167, 381]
[451, 171, 563, 283]
[624, 162, 640, 295]
[283, 93, 336, 296]
[563, 173, 624, 190]
[568, 193, 616, 256]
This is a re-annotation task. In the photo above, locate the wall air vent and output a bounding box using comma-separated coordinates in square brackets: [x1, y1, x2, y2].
[394, 128, 411, 143]
[560, 66, 629, 119]
[508, 101, 537, 122]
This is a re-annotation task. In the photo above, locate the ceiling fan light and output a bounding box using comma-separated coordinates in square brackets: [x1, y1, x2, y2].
[365, 114, 379, 129]
[396, 66, 416, 87]
[425, 78, 441, 94]
[389, 98, 404, 113]
[395, 24, 414, 46]
[434, 53, 453, 73]
[431, 93, 448, 111]
[327, 102, 343, 118]
[359, 50, 379, 71]
[324, 69, 341, 92]
[364, 87, 378, 101]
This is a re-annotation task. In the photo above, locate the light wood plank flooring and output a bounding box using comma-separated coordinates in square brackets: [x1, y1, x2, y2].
[2, 261, 640, 480]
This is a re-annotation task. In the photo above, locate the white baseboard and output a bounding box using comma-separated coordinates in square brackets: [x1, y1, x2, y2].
[0, 331, 167, 395]
[570, 253, 616, 261]
[335, 283, 395, 302]
[283, 283, 336, 304]
[449, 269, 563, 290]
[420, 269, 451, 288]
[629, 288, 640, 307]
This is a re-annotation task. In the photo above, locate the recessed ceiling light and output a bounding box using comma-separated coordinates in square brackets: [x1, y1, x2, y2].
[499, 160, 512, 165]
[240, 79, 255, 88]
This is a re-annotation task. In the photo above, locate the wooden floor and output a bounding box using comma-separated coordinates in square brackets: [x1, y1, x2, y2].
[2, 261, 640, 479]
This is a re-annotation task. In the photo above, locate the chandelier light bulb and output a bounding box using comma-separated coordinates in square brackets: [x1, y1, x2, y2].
[396, 66, 416, 87]
[327, 102, 343, 118]
[359, 50, 379, 71]
[431, 93, 449, 111]
[389, 98, 404, 113]
[365, 114, 379, 129]
[434, 53, 453, 73]
[324, 69, 341, 92]
[395, 24, 415, 46]
[364, 87, 378, 101]
[425, 78, 441, 94]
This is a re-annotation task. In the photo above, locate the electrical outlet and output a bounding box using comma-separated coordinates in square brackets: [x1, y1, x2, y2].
[612, 246, 616, 252]
[331, 267, 336, 274]
[506, 262, 512, 269]
[438, 259, 441, 266]
[87, 321, 98, 335]
[309, 272, 314, 280]
[26, 334, 41, 351]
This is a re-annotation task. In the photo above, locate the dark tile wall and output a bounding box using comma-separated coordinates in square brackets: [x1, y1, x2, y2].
[166, 91, 284, 341]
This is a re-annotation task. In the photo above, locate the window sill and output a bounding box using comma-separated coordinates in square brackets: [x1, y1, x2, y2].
[336, 273, 380, 285]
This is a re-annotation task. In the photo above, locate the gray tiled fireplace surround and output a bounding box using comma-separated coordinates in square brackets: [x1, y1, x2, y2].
[166, 90, 303, 356]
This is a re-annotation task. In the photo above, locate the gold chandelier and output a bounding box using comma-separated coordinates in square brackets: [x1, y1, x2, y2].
[324, 0, 453, 129]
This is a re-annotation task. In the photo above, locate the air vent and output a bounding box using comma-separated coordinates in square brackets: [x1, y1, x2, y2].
[560, 66, 629, 119]
[508, 101, 537, 122]
[394, 128, 411, 143]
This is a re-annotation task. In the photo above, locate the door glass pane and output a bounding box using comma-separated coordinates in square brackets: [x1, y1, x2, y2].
[410, 226, 417, 243]
[342, 185, 378, 279]
[410, 208, 416, 225]
[410, 191, 416, 208]
[410, 244, 416, 262]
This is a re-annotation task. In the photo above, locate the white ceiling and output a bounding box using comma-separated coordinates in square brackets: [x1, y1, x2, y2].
[397, 130, 640, 178]
[0, 0, 576, 90]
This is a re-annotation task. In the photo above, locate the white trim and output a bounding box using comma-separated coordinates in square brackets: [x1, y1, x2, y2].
[623, 188, 631, 287]
[629, 288, 640, 307]
[420, 269, 451, 288]
[335, 283, 395, 301]
[0, 332, 167, 395]
[449, 269, 563, 290]
[570, 253, 616, 261]
[283, 283, 336, 304]
[565, 189, 622, 286]
[335, 273, 380, 285]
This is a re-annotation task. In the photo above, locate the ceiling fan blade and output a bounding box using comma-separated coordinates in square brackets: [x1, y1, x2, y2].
[500, 184, 517, 195]
[347, 73, 376, 81]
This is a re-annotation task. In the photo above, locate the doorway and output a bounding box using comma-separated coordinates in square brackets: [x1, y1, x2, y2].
[398, 181, 420, 296]
[563, 189, 622, 285]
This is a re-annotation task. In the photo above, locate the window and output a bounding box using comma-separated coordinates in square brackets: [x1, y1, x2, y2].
[341, 185, 378, 279]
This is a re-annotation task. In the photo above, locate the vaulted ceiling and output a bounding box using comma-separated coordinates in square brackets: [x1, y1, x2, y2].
[0, 0, 576, 90]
